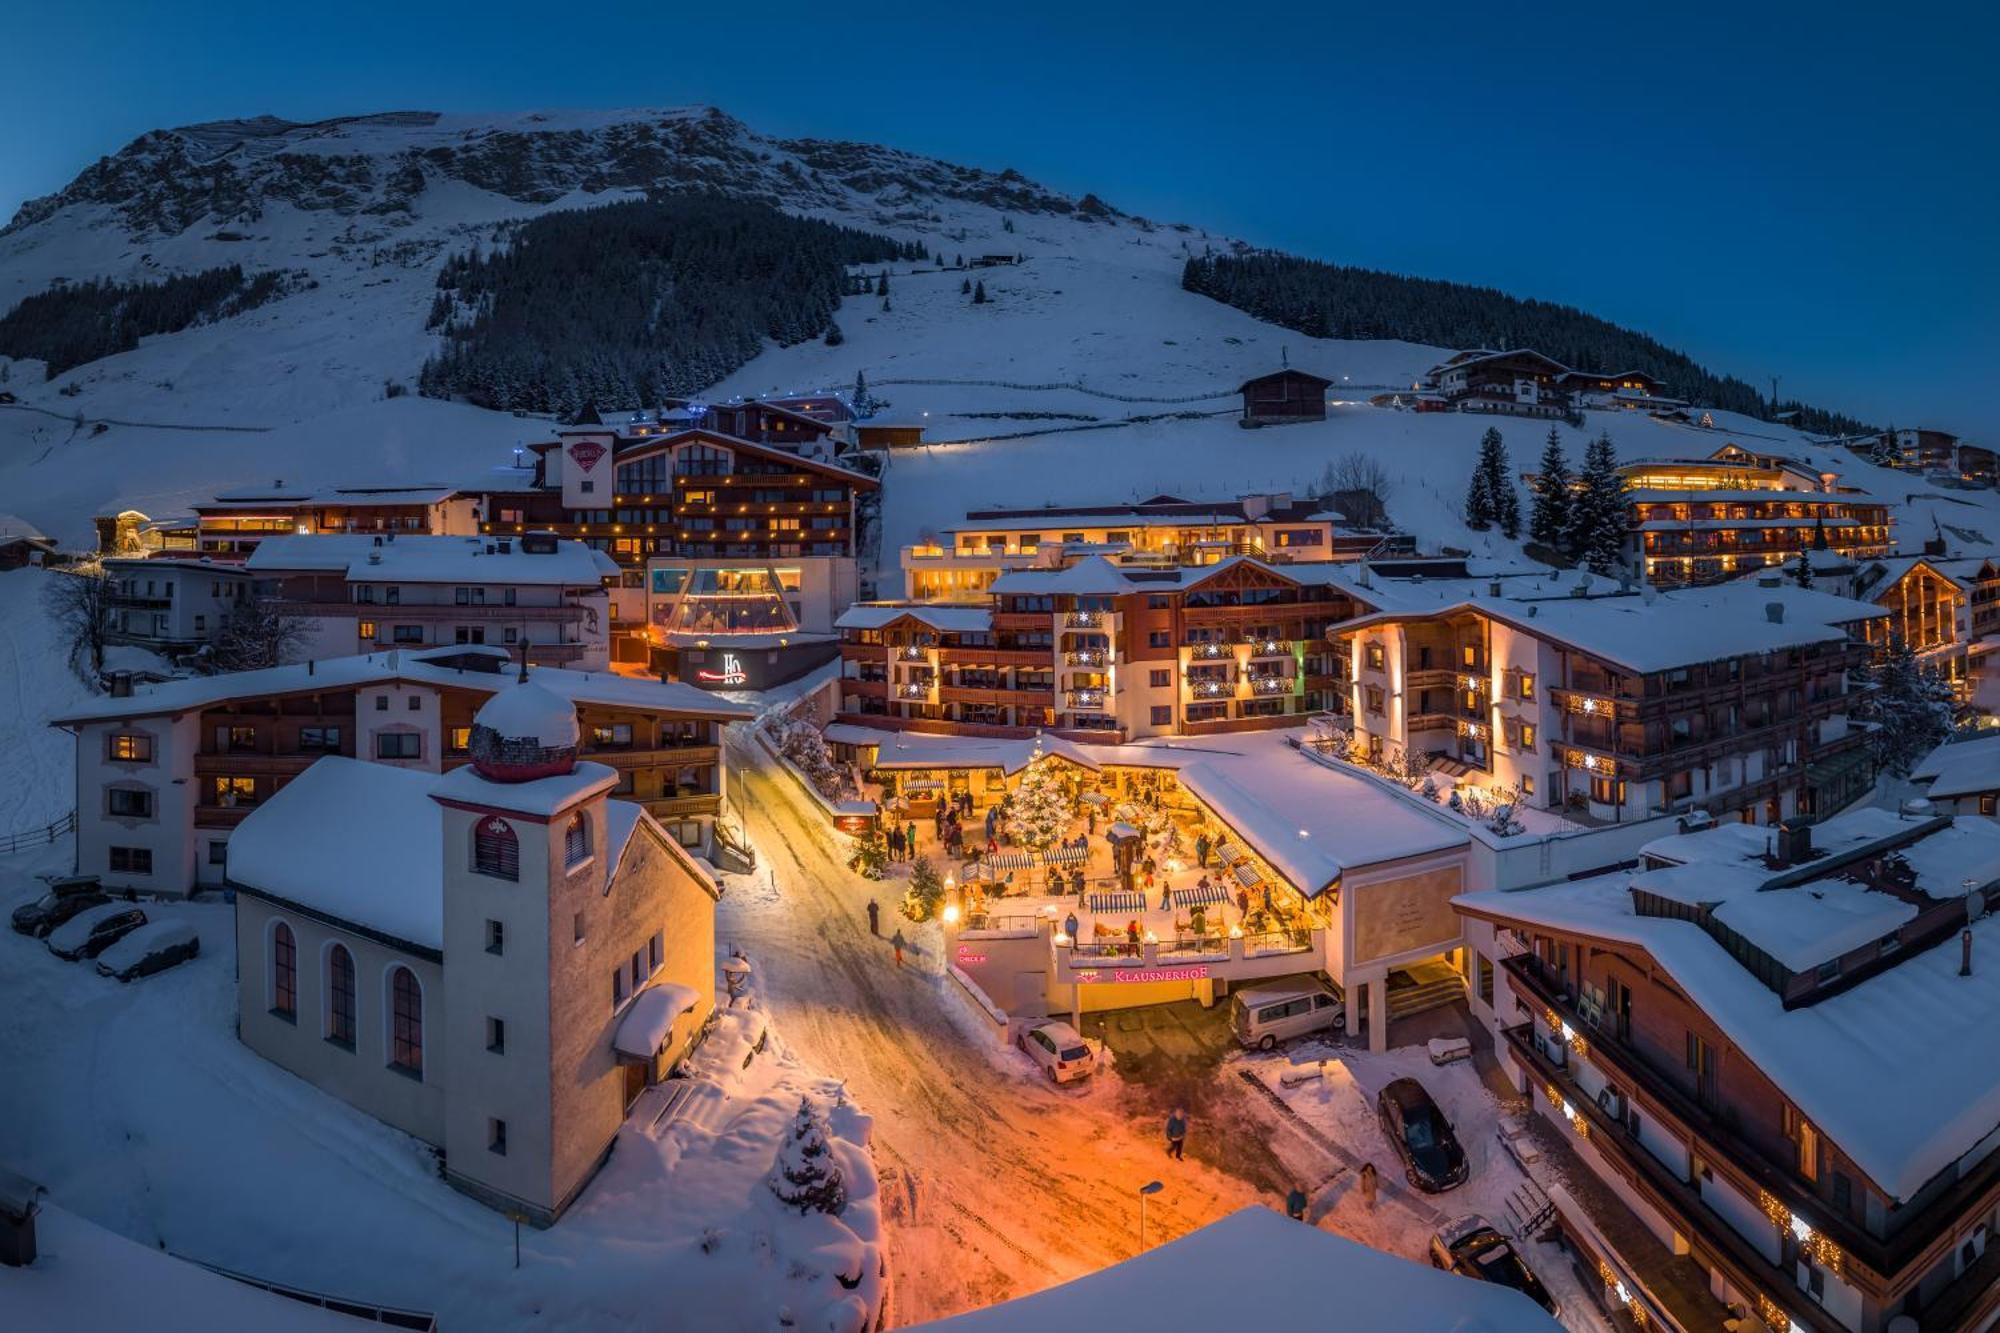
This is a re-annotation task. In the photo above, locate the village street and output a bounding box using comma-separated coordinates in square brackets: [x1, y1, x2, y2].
[720, 733, 1334, 1324]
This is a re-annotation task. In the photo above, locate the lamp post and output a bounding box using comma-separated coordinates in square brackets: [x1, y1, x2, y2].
[1137, 1179, 1163, 1254]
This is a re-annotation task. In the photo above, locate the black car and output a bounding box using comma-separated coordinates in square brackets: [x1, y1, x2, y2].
[11, 880, 110, 938]
[47, 905, 148, 962]
[1429, 1216, 1558, 1316]
[1377, 1076, 1469, 1192]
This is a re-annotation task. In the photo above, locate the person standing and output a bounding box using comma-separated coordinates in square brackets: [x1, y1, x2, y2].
[890, 928, 907, 967]
[1063, 910, 1080, 941]
[888, 827, 904, 862]
[906, 821, 919, 857]
[1359, 1162, 1379, 1210]
[1285, 1185, 1308, 1221]
[1165, 1108, 1187, 1161]
[866, 898, 880, 936]
[1195, 831, 1210, 867]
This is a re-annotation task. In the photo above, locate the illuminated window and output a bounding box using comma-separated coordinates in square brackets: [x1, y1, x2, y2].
[107, 733, 151, 762]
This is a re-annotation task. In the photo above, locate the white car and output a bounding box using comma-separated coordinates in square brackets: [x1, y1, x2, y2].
[1016, 1020, 1097, 1084]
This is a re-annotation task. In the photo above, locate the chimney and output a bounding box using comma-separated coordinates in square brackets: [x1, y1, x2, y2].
[1765, 601, 1785, 624]
[1488, 580, 1502, 597]
[1774, 820, 1812, 867]
[0, 1169, 42, 1268]
[108, 671, 132, 699]
[1962, 928, 1974, 977]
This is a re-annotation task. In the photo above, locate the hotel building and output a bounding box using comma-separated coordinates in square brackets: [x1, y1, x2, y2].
[53, 646, 752, 895]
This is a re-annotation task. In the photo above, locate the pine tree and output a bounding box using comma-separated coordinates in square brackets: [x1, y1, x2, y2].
[852, 370, 872, 416]
[1004, 755, 1072, 851]
[768, 1098, 847, 1216]
[972, 280, 988, 305]
[1792, 549, 1815, 588]
[960, 277, 972, 295]
[1475, 428, 1522, 539]
[874, 271, 889, 296]
[1462, 466, 1493, 531]
[903, 856, 945, 923]
[846, 823, 888, 879]
[1863, 637, 1956, 776]
[1569, 432, 1627, 575]
[823, 321, 844, 347]
[1529, 427, 1573, 554]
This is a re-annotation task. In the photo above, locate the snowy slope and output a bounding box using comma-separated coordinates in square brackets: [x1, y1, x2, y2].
[0, 103, 1991, 571]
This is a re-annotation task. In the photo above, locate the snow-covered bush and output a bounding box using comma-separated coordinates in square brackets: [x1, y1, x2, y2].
[770, 715, 858, 803]
[770, 1098, 847, 1217]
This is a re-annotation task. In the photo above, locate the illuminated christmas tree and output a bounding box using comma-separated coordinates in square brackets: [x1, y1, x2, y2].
[1004, 753, 1072, 851]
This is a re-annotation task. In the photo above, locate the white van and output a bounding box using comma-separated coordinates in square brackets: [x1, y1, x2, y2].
[1230, 978, 1345, 1050]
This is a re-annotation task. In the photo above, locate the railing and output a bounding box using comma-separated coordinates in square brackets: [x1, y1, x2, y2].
[0, 810, 75, 856]
[1246, 674, 1292, 695]
[1240, 929, 1311, 956]
[645, 794, 723, 817]
[279, 600, 586, 623]
[895, 682, 933, 700]
[1063, 611, 1103, 629]
[188, 1258, 438, 1330]
[1063, 649, 1107, 668]
[1065, 690, 1109, 710]
[583, 745, 719, 767]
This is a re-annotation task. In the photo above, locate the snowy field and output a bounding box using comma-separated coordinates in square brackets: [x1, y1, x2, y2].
[0, 844, 886, 1332]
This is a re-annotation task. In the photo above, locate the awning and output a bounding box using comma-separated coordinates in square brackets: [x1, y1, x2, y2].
[1087, 890, 1146, 915]
[1232, 862, 1265, 889]
[1107, 822, 1142, 842]
[901, 778, 945, 792]
[983, 852, 1035, 871]
[1214, 844, 1247, 868]
[1172, 882, 1231, 909]
[1042, 845, 1088, 867]
[613, 982, 701, 1060]
[1080, 792, 1110, 807]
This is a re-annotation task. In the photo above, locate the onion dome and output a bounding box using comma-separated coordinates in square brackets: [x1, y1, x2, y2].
[468, 680, 580, 782]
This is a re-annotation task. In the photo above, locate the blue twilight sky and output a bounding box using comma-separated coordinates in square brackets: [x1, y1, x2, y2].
[3, 1, 1995, 439]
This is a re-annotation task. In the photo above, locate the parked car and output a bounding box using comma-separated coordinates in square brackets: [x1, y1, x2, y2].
[46, 904, 148, 962]
[11, 878, 109, 938]
[1016, 1019, 1097, 1084]
[95, 919, 201, 982]
[1428, 1215, 1558, 1315]
[1230, 977, 1344, 1050]
[1377, 1077, 1469, 1192]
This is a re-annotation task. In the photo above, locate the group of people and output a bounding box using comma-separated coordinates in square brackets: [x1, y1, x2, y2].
[1157, 1107, 1380, 1225]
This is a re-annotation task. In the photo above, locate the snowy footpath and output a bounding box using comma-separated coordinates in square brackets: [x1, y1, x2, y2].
[0, 840, 886, 1333]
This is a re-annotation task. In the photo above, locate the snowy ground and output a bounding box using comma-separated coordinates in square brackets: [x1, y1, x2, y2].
[0, 569, 98, 834]
[1238, 1041, 1611, 1331]
[0, 841, 887, 1333]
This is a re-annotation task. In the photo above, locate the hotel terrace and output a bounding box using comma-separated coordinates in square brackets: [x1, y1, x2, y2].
[837, 554, 1360, 742]
[897, 490, 1402, 603]
[1608, 445, 1894, 587]
[1456, 809, 2000, 1333]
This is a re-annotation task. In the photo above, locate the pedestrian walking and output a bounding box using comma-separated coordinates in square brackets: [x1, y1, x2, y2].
[1165, 1108, 1187, 1161]
[1285, 1185, 1308, 1221]
[888, 827, 904, 861]
[1063, 910, 1080, 941]
[891, 928, 907, 967]
[1195, 832, 1210, 867]
[866, 898, 880, 935]
[1359, 1162, 1378, 1210]
[1157, 882, 1170, 911]
[1087, 810, 1097, 835]
[1235, 886, 1250, 916]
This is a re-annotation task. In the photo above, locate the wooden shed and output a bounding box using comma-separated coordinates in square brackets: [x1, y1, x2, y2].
[1239, 369, 1332, 426]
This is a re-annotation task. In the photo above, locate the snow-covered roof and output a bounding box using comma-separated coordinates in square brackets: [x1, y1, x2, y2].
[1911, 732, 2000, 796]
[919, 1206, 1560, 1332]
[835, 603, 994, 633]
[612, 982, 702, 1058]
[50, 646, 754, 725]
[0, 512, 53, 546]
[247, 534, 609, 586]
[1459, 810, 2000, 1201]
[1339, 580, 1885, 675]
[431, 758, 619, 819]
[860, 731, 1102, 776]
[473, 679, 580, 748]
[0, 1202, 376, 1332]
[229, 757, 445, 951]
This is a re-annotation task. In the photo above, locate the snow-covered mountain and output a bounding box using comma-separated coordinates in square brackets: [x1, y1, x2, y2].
[0, 104, 1987, 572]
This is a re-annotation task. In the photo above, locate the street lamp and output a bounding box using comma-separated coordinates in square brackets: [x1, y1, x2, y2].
[1137, 1179, 1163, 1254]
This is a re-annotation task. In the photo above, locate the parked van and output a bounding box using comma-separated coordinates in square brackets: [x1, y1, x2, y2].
[1230, 977, 1344, 1050]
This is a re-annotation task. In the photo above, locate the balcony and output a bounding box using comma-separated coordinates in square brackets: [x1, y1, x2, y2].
[286, 601, 588, 623]
[1186, 676, 1234, 700]
[894, 681, 934, 701]
[1502, 955, 2000, 1290]
[194, 752, 320, 778]
[1187, 642, 1232, 661]
[1242, 637, 1292, 658]
[1065, 688, 1110, 711]
[582, 745, 719, 768]
[1063, 649, 1107, 668]
[644, 793, 723, 818]
[1246, 673, 1293, 696]
[895, 645, 932, 661]
[1063, 611, 1103, 629]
